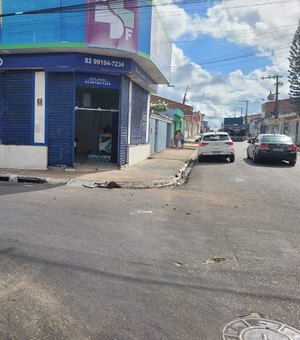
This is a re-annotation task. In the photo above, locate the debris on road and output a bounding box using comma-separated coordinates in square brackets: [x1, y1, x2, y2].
[204, 257, 226, 265]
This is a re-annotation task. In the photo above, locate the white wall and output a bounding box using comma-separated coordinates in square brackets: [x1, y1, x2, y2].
[34, 72, 46, 144]
[0, 145, 48, 170]
[127, 144, 150, 166]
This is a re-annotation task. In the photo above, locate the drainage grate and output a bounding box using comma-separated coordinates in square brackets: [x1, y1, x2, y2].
[17, 177, 47, 184]
[222, 317, 300, 339]
[0, 176, 10, 182]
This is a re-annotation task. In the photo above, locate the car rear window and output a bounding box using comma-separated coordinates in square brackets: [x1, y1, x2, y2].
[261, 135, 292, 143]
[203, 134, 230, 141]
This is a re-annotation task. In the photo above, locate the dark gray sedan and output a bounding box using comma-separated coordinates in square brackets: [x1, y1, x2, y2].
[247, 134, 297, 166]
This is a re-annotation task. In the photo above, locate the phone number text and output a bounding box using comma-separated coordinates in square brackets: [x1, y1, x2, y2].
[84, 58, 125, 68]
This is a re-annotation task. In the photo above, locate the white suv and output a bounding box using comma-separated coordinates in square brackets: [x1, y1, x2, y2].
[198, 132, 235, 163]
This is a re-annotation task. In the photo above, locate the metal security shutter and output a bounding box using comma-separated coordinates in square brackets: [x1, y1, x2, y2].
[156, 120, 168, 152]
[130, 83, 148, 145]
[7, 71, 33, 145]
[47, 73, 74, 167]
[0, 72, 7, 143]
[119, 76, 130, 165]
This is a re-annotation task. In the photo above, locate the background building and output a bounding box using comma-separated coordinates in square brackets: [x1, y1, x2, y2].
[150, 94, 202, 139]
[248, 99, 300, 145]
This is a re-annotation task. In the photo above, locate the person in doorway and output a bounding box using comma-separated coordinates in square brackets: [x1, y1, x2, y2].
[99, 125, 112, 155]
[180, 131, 185, 148]
[103, 125, 112, 138]
[174, 130, 181, 149]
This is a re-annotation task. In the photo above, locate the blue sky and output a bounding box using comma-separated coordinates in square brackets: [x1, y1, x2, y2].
[156, 0, 300, 128]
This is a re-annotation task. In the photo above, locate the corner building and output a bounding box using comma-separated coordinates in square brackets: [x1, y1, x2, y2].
[0, 0, 171, 169]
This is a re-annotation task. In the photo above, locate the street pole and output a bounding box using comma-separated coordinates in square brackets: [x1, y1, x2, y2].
[183, 86, 189, 105]
[234, 107, 243, 118]
[239, 100, 249, 123]
[261, 75, 283, 133]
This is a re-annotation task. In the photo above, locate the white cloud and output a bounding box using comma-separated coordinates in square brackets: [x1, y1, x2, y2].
[155, 0, 299, 126]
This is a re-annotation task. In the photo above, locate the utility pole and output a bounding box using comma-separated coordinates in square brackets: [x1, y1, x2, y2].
[183, 85, 189, 105]
[239, 100, 249, 123]
[261, 75, 283, 118]
[234, 107, 243, 117]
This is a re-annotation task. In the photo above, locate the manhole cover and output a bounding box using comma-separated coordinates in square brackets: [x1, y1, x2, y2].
[222, 317, 300, 339]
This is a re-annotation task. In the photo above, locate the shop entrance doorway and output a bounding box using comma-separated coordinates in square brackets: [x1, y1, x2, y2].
[75, 87, 119, 164]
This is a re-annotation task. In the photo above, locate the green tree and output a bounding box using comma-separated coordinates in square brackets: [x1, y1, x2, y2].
[288, 19, 300, 114]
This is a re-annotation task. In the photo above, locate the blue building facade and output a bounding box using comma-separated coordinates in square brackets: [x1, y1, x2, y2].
[0, 0, 171, 169]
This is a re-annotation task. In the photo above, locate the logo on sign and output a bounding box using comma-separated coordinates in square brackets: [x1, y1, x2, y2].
[94, 0, 135, 41]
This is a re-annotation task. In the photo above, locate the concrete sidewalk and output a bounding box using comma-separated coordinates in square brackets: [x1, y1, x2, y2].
[0, 143, 198, 189]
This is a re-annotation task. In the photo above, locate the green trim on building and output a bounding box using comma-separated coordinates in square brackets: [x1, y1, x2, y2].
[137, 51, 151, 59]
[173, 108, 184, 118]
[171, 109, 184, 132]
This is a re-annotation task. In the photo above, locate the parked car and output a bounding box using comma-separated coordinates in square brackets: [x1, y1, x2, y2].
[247, 134, 297, 166]
[198, 132, 235, 163]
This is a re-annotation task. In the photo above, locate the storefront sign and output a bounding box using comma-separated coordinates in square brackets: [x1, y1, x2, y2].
[0, 53, 131, 73]
[86, 0, 139, 53]
[0, 52, 155, 90]
[76, 73, 120, 89]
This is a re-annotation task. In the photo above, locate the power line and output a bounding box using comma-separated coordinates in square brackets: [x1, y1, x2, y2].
[172, 25, 298, 44]
[219, 0, 300, 10]
[0, 0, 298, 18]
[0, 0, 297, 46]
[0, 0, 295, 73]
[167, 45, 290, 71]
[0, 0, 231, 18]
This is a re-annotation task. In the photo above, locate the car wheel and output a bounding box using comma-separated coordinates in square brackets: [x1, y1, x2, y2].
[229, 155, 235, 163]
[198, 155, 203, 162]
[253, 152, 259, 163]
[289, 160, 296, 166]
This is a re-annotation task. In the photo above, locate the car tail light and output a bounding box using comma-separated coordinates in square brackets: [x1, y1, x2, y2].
[259, 144, 269, 150]
[288, 144, 297, 151]
[225, 141, 234, 145]
[199, 142, 208, 146]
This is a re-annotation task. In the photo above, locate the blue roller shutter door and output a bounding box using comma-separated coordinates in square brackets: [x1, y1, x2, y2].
[131, 83, 148, 145]
[47, 73, 74, 167]
[119, 76, 130, 165]
[1, 71, 33, 145]
[0, 72, 7, 143]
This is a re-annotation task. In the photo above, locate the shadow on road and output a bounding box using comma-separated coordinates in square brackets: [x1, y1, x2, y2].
[4, 248, 300, 305]
[0, 182, 62, 196]
[243, 158, 294, 168]
[194, 157, 232, 166]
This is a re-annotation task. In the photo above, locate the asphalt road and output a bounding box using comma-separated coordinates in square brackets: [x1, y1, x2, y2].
[0, 142, 299, 339]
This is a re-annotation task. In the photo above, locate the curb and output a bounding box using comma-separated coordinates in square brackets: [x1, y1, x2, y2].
[0, 150, 198, 189]
[0, 173, 70, 185]
[67, 150, 198, 189]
